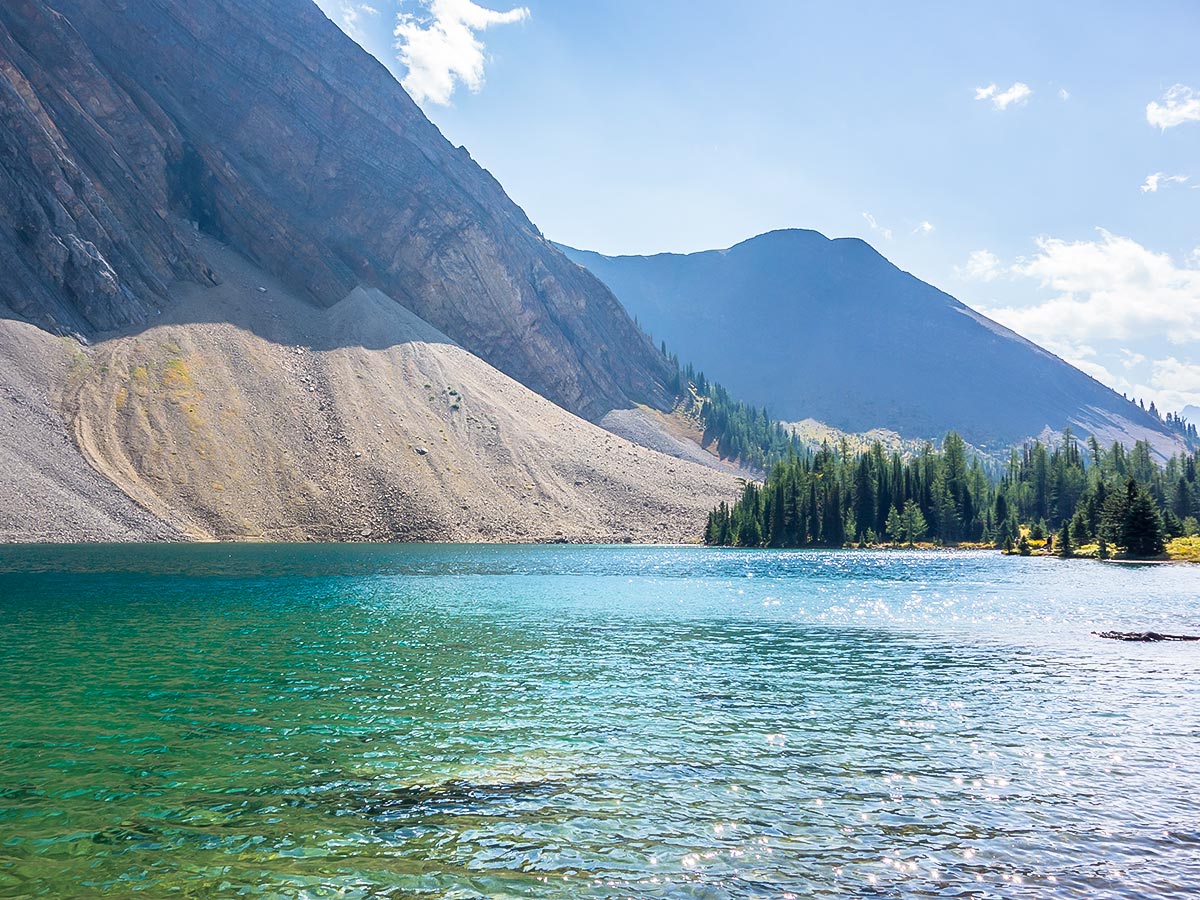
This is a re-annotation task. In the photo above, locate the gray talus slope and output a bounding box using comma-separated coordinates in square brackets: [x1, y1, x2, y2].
[61, 243, 736, 542]
[0, 310, 178, 541]
[561, 230, 1186, 457]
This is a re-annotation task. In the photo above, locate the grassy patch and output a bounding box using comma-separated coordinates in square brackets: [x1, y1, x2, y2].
[162, 357, 195, 391]
[1167, 536, 1200, 563]
[130, 365, 151, 395]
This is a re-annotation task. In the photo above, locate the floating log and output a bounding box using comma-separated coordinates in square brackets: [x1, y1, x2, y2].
[1095, 631, 1200, 642]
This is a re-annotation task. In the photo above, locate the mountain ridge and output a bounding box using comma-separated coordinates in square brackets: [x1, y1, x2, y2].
[560, 229, 1186, 458]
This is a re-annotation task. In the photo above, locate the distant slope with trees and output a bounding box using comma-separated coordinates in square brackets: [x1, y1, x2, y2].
[704, 430, 1198, 560]
[561, 230, 1189, 459]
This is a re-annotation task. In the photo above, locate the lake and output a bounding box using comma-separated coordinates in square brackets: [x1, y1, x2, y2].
[0, 544, 1198, 899]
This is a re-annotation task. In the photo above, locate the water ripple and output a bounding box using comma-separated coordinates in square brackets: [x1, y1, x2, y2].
[1, 545, 1198, 898]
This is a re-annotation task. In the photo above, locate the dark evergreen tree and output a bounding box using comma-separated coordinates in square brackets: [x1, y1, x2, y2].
[1120, 480, 1165, 557]
[702, 427, 1198, 556]
[1058, 520, 1073, 557]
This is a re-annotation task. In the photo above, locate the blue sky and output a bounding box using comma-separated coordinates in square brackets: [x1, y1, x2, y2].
[315, 0, 1200, 417]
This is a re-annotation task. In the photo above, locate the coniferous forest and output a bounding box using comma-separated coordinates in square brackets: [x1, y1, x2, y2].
[704, 429, 1200, 559]
[665, 351, 802, 471]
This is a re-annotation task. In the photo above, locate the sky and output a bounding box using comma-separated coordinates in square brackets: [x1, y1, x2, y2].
[315, 0, 1200, 417]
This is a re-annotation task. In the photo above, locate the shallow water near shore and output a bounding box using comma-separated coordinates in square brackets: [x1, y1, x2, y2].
[1, 544, 1198, 899]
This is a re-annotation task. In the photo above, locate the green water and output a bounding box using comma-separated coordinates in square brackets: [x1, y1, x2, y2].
[1, 544, 1198, 899]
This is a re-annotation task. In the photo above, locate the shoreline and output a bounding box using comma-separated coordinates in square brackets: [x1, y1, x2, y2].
[0, 538, 1194, 565]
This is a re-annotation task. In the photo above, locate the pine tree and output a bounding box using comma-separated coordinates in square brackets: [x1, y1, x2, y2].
[852, 456, 876, 542]
[1058, 521, 1073, 557]
[899, 499, 927, 547]
[1121, 481, 1166, 557]
[885, 505, 903, 545]
[995, 518, 1013, 550]
[1070, 510, 1090, 545]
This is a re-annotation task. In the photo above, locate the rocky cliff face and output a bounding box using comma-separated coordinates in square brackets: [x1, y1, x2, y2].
[0, 0, 214, 333]
[1, 0, 669, 418]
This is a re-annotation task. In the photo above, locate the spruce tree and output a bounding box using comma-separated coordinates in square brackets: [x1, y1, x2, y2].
[900, 500, 927, 547]
[995, 518, 1012, 550]
[1121, 483, 1166, 557]
[1058, 521, 1073, 557]
[885, 505, 903, 545]
[1070, 510, 1090, 546]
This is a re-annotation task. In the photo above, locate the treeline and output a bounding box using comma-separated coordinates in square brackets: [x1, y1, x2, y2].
[1128, 396, 1199, 445]
[665, 350, 801, 471]
[704, 430, 1200, 558]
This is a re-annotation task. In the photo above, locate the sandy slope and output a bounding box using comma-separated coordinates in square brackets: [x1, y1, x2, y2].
[47, 242, 738, 543]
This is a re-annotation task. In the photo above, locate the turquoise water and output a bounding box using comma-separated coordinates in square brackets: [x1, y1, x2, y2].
[1, 545, 1198, 899]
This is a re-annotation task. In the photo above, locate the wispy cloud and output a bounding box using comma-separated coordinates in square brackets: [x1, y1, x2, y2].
[1141, 172, 1189, 193]
[1120, 349, 1146, 369]
[955, 249, 1002, 282]
[1058, 87, 1071, 101]
[324, 2, 380, 40]
[394, 0, 530, 106]
[862, 212, 892, 241]
[1146, 84, 1200, 130]
[913, 220, 935, 236]
[975, 82, 1032, 110]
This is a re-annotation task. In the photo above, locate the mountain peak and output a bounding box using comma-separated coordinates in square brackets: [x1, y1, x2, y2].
[561, 234, 1185, 457]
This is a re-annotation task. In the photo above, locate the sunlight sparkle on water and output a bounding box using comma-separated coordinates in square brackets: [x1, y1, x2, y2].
[0, 544, 1198, 899]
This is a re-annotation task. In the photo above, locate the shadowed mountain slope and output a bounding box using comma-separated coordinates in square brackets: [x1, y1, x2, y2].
[561, 230, 1185, 456]
[1, 0, 669, 419]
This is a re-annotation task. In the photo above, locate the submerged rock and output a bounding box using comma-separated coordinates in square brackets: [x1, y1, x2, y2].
[1095, 631, 1200, 642]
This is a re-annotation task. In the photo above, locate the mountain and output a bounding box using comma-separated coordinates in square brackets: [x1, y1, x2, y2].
[1, 0, 670, 419]
[0, 0, 737, 541]
[561, 230, 1186, 457]
[1184, 406, 1200, 427]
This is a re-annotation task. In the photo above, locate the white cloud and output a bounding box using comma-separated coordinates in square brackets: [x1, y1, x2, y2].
[982, 230, 1200, 345]
[1146, 84, 1200, 130]
[394, 0, 530, 106]
[913, 220, 935, 235]
[1147, 357, 1200, 410]
[955, 249, 1002, 282]
[1140, 172, 1189, 193]
[975, 82, 1032, 110]
[862, 212, 892, 241]
[1120, 349, 1146, 369]
[1058, 87, 1071, 101]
